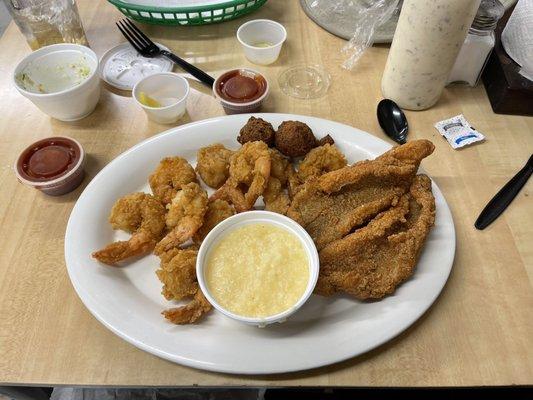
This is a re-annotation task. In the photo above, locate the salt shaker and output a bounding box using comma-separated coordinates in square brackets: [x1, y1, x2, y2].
[447, 0, 505, 86]
[381, 0, 481, 110]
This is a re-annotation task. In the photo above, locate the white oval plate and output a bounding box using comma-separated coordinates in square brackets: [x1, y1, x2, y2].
[65, 113, 455, 374]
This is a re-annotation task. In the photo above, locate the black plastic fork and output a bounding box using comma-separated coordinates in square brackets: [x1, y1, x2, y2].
[116, 19, 215, 87]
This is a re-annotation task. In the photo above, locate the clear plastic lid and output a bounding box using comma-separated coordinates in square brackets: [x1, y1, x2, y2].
[99, 42, 173, 90]
[278, 64, 331, 100]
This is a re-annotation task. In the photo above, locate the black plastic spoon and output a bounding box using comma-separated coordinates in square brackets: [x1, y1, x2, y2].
[475, 154, 533, 230]
[377, 99, 408, 144]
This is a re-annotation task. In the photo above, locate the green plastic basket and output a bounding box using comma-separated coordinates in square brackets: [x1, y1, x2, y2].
[107, 0, 268, 26]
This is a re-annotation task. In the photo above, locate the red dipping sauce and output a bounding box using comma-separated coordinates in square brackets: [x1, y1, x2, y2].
[15, 136, 85, 196]
[215, 69, 267, 103]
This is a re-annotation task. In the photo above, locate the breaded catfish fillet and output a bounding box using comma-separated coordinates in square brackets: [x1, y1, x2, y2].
[316, 175, 436, 299]
[286, 140, 434, 250]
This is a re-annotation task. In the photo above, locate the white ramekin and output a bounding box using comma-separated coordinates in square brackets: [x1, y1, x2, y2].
[196, 210, 319, 327]
[237, 19, 287, 65]
[132, 72, 189, 124]
[13, 43, 101, 121]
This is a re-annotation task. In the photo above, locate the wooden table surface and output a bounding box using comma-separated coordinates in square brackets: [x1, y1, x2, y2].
[0, 0, 532, 388]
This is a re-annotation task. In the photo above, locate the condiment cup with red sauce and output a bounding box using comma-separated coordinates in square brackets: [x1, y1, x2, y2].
[15, 136, 86, 196]
[213, 68, 269, 114]
[237, 19, 287, 65]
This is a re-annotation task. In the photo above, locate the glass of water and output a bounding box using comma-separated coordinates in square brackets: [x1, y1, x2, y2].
[4, 0, 88, 50]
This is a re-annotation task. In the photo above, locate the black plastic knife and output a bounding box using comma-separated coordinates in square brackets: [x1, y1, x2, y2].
[475, 154, 533, 230]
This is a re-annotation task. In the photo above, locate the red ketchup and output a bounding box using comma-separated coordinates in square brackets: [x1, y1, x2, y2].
[19, 138, 80, 181]
[15, 137, 85, 196]
[216, 69, 267, 103]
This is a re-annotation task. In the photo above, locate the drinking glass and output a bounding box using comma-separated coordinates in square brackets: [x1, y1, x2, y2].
[3, 0, 88, 50]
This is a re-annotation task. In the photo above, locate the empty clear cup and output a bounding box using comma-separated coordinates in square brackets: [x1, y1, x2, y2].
[236, 19, 287, 65]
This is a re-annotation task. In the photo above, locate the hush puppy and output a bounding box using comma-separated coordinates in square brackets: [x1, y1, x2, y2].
[275, 120, 317, 157]
[237, 117, 276, 146]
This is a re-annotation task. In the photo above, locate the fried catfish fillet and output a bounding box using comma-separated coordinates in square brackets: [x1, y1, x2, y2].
[316, 174, 436, 299]
[286, 140, 434, 250]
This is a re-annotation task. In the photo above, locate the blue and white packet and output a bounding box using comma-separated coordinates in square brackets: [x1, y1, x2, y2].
[434, 114, 485, 149]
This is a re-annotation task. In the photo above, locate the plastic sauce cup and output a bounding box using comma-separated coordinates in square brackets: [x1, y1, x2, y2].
[196, 211, 319, 327]
[237, 19, 287, 65]
[14, 136, 86, 196]
[133, 72, 189, 124]
[213, 68, 269, 114]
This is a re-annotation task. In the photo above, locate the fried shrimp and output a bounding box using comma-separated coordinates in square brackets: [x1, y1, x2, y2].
[269, 148, 291, 185]
[263, 148, 292, 214]
[297, 144, 347, 183]
[92, 193, 166, 265]
[149, 157, 197, 205]
[211, 141, 271, 212]
[196, 144, 234, 188]
[156, 247, 198, 301]
[162, 289, 212, 325]
[156, 247, 212, 324]
[193, 199, 235, 243]
[154, 182, 208, 254]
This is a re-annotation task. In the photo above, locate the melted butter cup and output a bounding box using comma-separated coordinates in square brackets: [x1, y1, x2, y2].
[15, 136, 86, 196]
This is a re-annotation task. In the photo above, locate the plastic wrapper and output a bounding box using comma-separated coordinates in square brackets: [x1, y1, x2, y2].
[309, 0, 400, 69]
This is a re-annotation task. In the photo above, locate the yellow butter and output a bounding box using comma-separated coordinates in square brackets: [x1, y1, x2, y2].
[252, 41, 274, 48]
[138, 92, 161, 108]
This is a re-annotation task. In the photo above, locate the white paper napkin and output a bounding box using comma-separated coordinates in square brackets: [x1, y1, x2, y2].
[501, 0, 533, 81]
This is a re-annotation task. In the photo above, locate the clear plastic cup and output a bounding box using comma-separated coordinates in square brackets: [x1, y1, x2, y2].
[236, 19, 287, 65]
[5, 0, 88, 50]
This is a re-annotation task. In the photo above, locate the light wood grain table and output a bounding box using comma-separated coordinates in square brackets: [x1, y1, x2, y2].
[0, 0, 532, 388]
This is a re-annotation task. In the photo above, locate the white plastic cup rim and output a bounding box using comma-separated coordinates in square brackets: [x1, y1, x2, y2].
[132, 72, 190, 111]
[236, 19, 287, 50]
[196, 210, 320, 327]
[212, 68, 269, 108]
[13, 43, 99, 99]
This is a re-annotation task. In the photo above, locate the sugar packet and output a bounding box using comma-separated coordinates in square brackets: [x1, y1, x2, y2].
[434, 114, 485, 149]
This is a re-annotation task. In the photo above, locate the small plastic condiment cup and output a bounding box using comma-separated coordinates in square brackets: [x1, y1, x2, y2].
[14, 136, 86, 196]
[196, 210, 319, 328]
[213, 68, 269, 114]
[132, 72, 189, 124]
[237, 19, 287, 65]
[13, 43, 101, 121]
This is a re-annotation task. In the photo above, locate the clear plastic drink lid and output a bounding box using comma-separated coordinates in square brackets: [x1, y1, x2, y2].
[278, 64, 330, 99]
[99, 42, 173, 90]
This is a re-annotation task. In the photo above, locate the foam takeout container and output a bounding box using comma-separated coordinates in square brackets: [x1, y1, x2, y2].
[13, 43, 101, 121]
